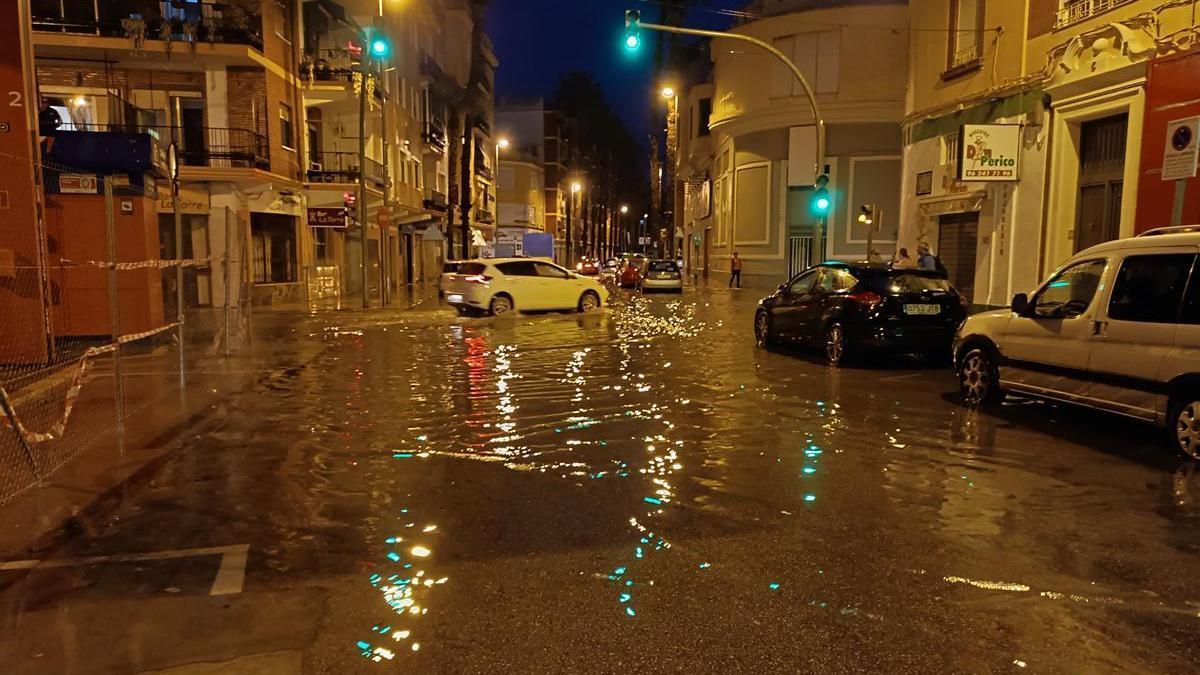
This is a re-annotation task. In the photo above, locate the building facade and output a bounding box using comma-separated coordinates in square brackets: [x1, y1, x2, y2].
[677, 0, 909, 288]
[27, 0, 495, 312]
[901, 0, 1200, 307]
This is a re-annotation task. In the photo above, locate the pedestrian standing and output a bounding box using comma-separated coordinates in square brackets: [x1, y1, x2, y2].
[917, 243, 948, 275]
[38, 97, 62, 155]
[892, 247, 915, 269]
[730, 251, 743, 288]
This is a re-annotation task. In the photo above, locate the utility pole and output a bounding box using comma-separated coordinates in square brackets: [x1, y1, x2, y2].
[356, 30, 372, 309]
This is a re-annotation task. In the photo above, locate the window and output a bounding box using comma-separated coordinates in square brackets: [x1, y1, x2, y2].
[697, 98, 712, 137]
[275, 0, 293, 44]
[535, 262, 570, 279]
[496, 261, 539, 276]
[876, 273, 952, 294]
[819, 268, 858, 292]
[772, 31, 840, 98]
[279, 103, 294, 149]
[1032, 259, 1106, 318]
[786, 269, 820, 295]
[1107, 254, 1194, 324]
[250, 214, 297, 284]
[948, 0, 985, 70]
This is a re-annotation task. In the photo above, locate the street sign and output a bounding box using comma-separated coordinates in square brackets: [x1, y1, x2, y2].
[1162, 116, 1200, 181]
[308, 207, 350, 228]
[59, 174, 98, 194]
[959, 124, 1021, 182]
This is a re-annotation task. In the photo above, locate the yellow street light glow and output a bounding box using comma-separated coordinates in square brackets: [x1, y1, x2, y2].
[620, 205, 629, 214]
[571, 182, 583, 193]
[72, 96, 88, 107]
[410, 545, 432, 557]
[498, 138, 510, 149]
[660, 87, 676, 99]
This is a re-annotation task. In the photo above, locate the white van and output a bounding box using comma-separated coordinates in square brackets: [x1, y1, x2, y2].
[954, 226, 1200, 458]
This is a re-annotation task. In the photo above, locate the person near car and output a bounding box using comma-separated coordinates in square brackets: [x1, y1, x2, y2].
[730, 252, 743, 288]
[917, 243, 937, 271]
[892, 247, 916, 269]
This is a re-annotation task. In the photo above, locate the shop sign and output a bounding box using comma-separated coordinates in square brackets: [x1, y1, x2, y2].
[157, 185, 210, 214]
[1162, 116, 1200, 181]
[308, 207, 350, 228]
[60, 173, 98, 194]
[959, 124, 1020, 182]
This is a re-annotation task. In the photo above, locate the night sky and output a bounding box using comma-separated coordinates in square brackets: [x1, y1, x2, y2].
[485, 0, 744, 140]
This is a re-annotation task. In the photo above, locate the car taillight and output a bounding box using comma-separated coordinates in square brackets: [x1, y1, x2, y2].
[849, 291, 882, 311]
[463, 274, 492, 284]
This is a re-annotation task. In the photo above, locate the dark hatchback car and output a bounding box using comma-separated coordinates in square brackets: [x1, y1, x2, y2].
[754, 262, 969, 365]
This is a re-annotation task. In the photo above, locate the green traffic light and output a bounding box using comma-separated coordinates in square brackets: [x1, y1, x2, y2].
[625, 34, 641, 50]
[370, 38, 390, 58]
[815, 196, 830, 212]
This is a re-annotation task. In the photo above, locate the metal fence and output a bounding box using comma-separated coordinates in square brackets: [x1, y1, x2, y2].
[0, 161, 252, 505]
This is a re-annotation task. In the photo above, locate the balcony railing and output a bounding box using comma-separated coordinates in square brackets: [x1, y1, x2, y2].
[1055, 0, 1136, 28]
[46, 123, 269, 171]
[308, 151, 386, 189]
[424, 190, 449, 213]
[31, 0, 264, 50]
[422, 121, 447, 152]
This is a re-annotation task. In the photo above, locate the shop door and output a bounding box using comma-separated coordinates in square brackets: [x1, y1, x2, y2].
[1074, 114, 1127, 253]
[937, 212, 979, 303]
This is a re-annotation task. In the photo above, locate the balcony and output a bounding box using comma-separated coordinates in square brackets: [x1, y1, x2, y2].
[308, 151, 387, 190]
[31, 0, 264, 50]
[1055, 0, 1136, 29]
[301, 50, 387, 102]
[56, 123, 269, 170]
[475, 208, 496, 226]
[424, 190, 449, 213]
[422, 121, 448, 153]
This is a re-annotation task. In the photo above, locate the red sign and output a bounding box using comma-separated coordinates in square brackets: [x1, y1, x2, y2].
[0, 1, 50, 363]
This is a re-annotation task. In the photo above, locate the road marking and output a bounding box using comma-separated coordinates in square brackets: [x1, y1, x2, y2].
[0, 544, 250, 596]
[878, 373, 926, 382]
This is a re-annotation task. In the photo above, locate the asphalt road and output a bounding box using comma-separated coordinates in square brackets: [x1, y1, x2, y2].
[2, 283, 1199, 674]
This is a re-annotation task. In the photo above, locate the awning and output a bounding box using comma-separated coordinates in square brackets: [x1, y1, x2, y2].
[918, 190, 987, 217]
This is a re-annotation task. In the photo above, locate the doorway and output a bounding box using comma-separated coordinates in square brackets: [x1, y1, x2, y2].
[177, 98, 206, 166]
[937, 212, 979, 303]
[1075, 113, 1127, 252]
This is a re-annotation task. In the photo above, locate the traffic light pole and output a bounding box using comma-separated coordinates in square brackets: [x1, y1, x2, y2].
[635, 20, 828, 251]
[357, 30, 371, 309]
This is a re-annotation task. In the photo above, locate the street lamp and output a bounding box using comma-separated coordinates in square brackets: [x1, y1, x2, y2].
[566, 181, 584, 266]
[660, 86, 676, 99]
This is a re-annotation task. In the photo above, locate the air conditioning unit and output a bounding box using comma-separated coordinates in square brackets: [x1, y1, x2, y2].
[310, 162, 323, 172]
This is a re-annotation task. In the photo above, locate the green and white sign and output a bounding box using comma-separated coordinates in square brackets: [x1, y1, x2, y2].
[959, 124, 1021, 182]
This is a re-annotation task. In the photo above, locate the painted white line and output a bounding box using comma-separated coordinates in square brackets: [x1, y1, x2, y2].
[0, 544, 250, 596]
[210, 545, 249, 595]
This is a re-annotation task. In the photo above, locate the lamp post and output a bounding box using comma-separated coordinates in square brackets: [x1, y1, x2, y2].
[619, 205, 629, 255]
[566, 181, 582, 266]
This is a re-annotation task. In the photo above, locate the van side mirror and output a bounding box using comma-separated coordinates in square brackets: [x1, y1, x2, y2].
[1011, 293, 1030, 315]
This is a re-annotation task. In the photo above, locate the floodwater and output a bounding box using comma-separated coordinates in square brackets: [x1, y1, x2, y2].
[2, 284, 1199, 673]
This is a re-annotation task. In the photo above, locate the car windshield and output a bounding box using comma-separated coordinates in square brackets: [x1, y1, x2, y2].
[458, 262, 487, 276]
[442, 263, 460, 274]
[648, 261, 677, 272]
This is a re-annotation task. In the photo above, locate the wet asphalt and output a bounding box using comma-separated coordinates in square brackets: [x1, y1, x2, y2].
[2, 283, 1200, 674]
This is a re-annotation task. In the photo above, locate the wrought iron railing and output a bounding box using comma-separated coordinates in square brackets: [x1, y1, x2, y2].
[31, 0, 263, 49]
[1055, 0, 1135, 29]
[308, 151, 386, 189]
[69, 123, 269, 170]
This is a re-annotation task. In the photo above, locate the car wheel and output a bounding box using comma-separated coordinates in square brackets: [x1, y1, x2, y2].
[824, 322, 849, 366]
[579, 291, 601, 313]
[1170, 397, 1200, 459]
[958, 347, 1003, 405]
[754, 311, 775, 346]
[489, 295, 513, 316]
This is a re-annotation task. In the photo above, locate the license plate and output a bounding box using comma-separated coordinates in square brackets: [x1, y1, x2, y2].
[904, 303, 940, 316]
[447, 293, 464, 304]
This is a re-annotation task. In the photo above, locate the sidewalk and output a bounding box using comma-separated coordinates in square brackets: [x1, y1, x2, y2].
[0, 310, 333, 560]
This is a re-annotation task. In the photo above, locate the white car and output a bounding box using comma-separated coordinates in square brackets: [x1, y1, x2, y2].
[954, 226, 1200, 457]
[638, 259, 684, 293]
[439, 261, 465, 298]
[444, 258, 609, 316]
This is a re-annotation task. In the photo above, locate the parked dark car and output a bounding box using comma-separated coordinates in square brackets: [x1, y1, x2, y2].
[754, 262, 969, 365]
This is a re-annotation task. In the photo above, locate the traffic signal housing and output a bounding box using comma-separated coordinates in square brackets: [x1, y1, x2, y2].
[368, 18, 390, 59]
[812, 174, 831, 216]
[625, 10, 641, 50]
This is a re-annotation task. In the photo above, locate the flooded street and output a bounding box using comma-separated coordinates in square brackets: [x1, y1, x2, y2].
[3, 284, 1200, 674]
